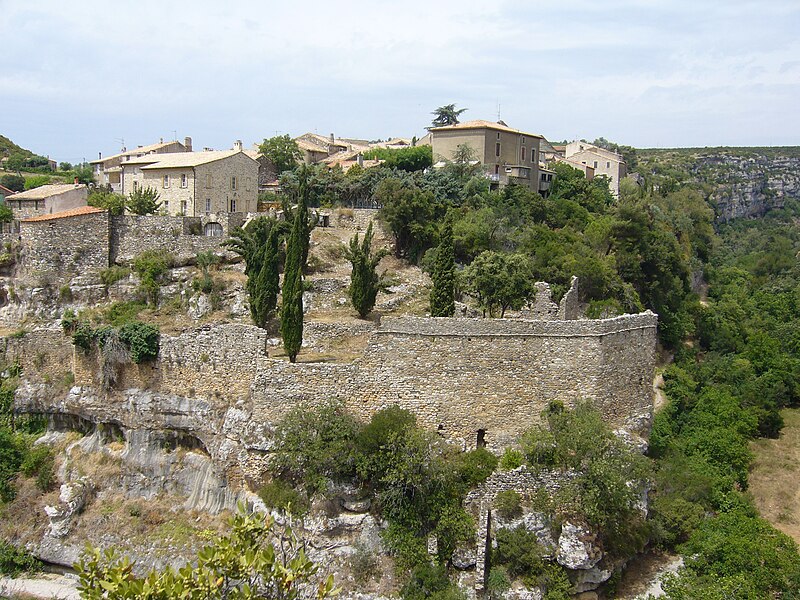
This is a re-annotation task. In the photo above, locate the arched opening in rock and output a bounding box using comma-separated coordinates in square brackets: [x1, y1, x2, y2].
[204, 222, 223, 237]
[157, 430, 209, 455]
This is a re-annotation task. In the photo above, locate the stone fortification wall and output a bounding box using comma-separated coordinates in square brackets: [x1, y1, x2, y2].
[10, 312, 657, 455]
[110, 214, 246, 266]
[19, 211, 110, 282]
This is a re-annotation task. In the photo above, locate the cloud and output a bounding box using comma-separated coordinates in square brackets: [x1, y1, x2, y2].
[1, 0, 798, 157]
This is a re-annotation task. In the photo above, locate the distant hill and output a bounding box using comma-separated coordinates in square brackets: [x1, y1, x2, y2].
[0, 134, 34, 158]
[636, 146, 800, 221]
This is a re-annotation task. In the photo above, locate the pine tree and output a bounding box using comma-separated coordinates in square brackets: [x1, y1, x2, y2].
[280, 179, 307, 362]
[344, 222, 388, 318]
[430, 217, 455, 317]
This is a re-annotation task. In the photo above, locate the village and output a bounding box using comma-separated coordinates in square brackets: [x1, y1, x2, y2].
[0, 118, 627, 230]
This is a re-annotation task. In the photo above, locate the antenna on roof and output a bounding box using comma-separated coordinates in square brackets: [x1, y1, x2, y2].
[172, 130, 177, 141]
[114, 137, 125, 152]
[497, 101, 501, 121]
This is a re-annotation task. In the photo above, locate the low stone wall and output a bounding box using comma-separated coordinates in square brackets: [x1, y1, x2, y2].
[111, 213, 247, 266]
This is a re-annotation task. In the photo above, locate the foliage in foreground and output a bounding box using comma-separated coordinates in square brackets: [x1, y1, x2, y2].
[75, 507, 336, 599]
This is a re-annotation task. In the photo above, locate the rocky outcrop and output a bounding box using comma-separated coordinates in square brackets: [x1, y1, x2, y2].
[44, 478, 92, 538]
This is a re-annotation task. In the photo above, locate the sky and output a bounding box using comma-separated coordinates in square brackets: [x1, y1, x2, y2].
[1, 0, 799, 163]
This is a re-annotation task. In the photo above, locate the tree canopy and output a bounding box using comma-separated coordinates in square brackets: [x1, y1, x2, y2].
[259, 135, 302, 175]
[430, 104, 467, 128]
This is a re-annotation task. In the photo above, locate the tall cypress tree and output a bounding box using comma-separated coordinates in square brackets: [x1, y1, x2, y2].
[251, 226, 281, 327]
[344, 222, 388, 318]
[280, 178, 307, 362]
[430, 217, 455, 317]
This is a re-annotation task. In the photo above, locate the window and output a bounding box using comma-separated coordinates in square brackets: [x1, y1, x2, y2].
[531, 149, 536, 163]
[163, 174, 170, 188]
[231, 176, 237, 190]
[495, 142, 501, 157]
[606, 161, 611, 168]
[593, 161, 598, 169]
[205, 198, 211, 212]
[230, 198, 237, 212]
[180, 200, 187, 215]
[181, 173, 188, 188]
[494, 165, 499, 174]
[497, 132, 500, 139]
[476, 429, 486, 449]
[133, 181, 139, 192]
[206, 174, 213, 188]
[521, 147, 526, 162]
[204, 222, 223, 237]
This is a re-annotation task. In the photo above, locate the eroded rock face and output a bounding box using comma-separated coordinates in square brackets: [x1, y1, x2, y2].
[556, 522, 603, 570]
[45, 478, 92, 538]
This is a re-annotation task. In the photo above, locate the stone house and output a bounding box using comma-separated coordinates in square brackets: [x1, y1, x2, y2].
[120, 149, 258, 216]
[90, 138, 190, 192]
[295, 133, 370, 165]
[430, 120, 544, 192]
[5, 183, 88, 220]
[0, 184, 14, 202]
[565, 141, 626, 196]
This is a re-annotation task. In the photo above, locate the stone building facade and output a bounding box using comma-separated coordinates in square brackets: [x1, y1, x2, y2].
[120, 150, 258, 216]
[430, 120, 543, 192]
[565, 141, 627, 197]
[90, 138, 189, 193]
[6, 184, 88, 220]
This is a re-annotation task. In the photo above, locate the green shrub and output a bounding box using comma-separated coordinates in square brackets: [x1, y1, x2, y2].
[258, 480, 309, 516]
[650, 494, 706, 549]
[61, 308, 78, 334]
[118, 321, 160, 363]
[494, 526, 546, 580]
[59, 285, 73, 302]
[132, 249, 173, 305]
[486, 566, 511, 600]
[495, 490, 522, 519]
[20, 444, 51, 477]
[271, 401, 360, 495]
[452, 447, 498, 488]
[499, 448, 524, 470]
[72, 320, 97, 352]
[105, 300, 145, 327]
[23, 175, 51, 190]
[400, 562, 465, 600]
[0, 540, 41, 576]
[100, 266, 130, 288]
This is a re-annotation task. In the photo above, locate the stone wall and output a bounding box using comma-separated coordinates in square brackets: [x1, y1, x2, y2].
[7, 311, 657, 506]
[19, 211, 110, 282]
[110, 213, 245, 266]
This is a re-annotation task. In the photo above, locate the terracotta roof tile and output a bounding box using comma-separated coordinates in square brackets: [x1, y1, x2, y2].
[21, 205, 105, 223]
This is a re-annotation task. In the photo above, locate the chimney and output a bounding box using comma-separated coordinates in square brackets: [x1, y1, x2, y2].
[98, 152, 102, 160]
[184, 137, 192, 152]
[330, 133, 335, 143]
[234, 140, 243, 151]
[160, 137, 163, 143]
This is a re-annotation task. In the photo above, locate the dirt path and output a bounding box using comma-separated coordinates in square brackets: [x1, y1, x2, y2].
[613, 551, 683, 599]
[749, 408, 800, 544]
[0, 574, 80, 599]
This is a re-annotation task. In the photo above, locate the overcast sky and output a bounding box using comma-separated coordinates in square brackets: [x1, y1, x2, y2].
[1, 0, 798, 163]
